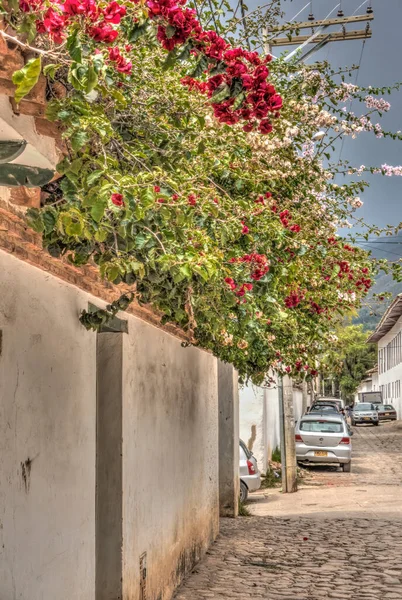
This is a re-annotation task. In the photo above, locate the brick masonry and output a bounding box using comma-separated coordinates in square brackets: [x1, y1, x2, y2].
[0, 197, 189, 341]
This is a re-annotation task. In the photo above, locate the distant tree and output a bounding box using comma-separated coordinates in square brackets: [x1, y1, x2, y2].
[321, 325, 376, 402]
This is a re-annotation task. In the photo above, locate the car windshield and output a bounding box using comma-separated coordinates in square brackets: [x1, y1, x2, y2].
[300, 420, 343, 433]
[311, 405, 337, 412]
[354, 403, 373, 411]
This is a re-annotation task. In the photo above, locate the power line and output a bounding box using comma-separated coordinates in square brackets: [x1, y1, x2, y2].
[338, 36, 366, 162]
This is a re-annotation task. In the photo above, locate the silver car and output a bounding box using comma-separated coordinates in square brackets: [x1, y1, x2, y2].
[295, 413, 352, 472]
[239, 440, 261, 502]
[351, 403, 379, 426]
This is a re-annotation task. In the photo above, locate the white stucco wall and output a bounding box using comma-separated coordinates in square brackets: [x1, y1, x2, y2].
[122, 322, 218, 600]
[0, 248, 219, 600]
[239, 381, 303, 473]
[378, 317, 402, 417]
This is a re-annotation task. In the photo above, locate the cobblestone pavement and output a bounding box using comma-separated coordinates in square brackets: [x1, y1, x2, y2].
[174, 422, 402, 600]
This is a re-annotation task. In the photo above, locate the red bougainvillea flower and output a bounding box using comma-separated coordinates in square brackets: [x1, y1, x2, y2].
[235, 283, 253, 297]
[241, 222, 249, 234]
[103, 0, 126, 23]
[172, 193, 179, 201]
[62, 0, 98, 18]
[107, 46, 132, 73]
[188, 193, 197, 206]
[258, 119, 273, 134]
[154, 185, 161, 193]
[284, 290, 304, 308]
[111, 193, 124, 206]
[290, 224, 301, 233]
[224, 277, 237, 291]
[89, 23, 119, 43]
[19, 0, 43, 12]
[36, 8, 66, 43]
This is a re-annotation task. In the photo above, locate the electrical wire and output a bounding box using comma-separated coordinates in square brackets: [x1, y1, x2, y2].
[337, 37, 366, 162]
[359, 244, 402, 257]
[285, 2, 341, 62]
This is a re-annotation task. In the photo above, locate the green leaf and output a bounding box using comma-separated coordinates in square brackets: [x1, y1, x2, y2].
[86, 170, 104, 186]
[165, 25, 176, 39]
[43, 210, 56, 234]
[229, 77, 243, 98]
[43, 63, 61, 80]
[209, 60, 227, 76]
[211, 83, 230, 104]
[26, 208, 44, 233]
[71, 130, 89, 152]
[12, 57, 42, 105]
[233, 91, 245, 110]
[67, 28, 82, 64]
[127, 20, 150, 42]
[162, 49, 178, 71]
[190, 54, 209, 78]
[177, 41, 194, 62]
[91, 198, 107, 222]
[86, 65, 98, 94]
[179, 264, 192, 278]
[140, 187, 155, 207]
[19, 15, 37, 43]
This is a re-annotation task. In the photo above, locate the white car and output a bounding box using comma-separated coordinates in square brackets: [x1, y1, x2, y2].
[239, 440, 261, 502]
[295, 413, 353, 472]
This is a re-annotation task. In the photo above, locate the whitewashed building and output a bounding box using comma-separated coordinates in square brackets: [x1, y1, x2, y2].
[368, 294, 402, 416]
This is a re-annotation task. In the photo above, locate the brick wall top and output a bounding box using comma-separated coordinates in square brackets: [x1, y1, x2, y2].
[0, 196, 190, 341]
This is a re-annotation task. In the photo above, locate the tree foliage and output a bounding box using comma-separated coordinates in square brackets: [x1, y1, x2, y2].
[3, 0, 402, 383]
[321, 325, 377, 402]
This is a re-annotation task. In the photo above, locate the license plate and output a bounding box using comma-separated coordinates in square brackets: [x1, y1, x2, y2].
[363, 417, 370, 420]
[385, 413, 390, 416]
[315, 451, 328, 457]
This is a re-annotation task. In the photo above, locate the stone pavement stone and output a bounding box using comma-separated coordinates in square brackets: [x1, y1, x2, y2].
[173, 422, 402, 600]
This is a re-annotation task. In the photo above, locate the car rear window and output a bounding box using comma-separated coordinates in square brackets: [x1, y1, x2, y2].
[383, 405, 394, 410]
[300, 421, 343, 433]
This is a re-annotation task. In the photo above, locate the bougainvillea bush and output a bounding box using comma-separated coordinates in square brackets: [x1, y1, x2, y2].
[2, 0, 400, 383]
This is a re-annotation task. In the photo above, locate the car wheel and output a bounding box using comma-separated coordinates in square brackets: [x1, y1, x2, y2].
[342, 462, 351, 473]
[351, 420, 355, 426]
[374, 421, 379, 426]
[240, 480, 248, 503]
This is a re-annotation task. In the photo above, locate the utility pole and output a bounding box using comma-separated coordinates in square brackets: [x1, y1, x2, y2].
[269, 13, 373, 47]
[302, 378, 309, 414]
[267, 10, 373, 63]
[280, 374, 298, 493]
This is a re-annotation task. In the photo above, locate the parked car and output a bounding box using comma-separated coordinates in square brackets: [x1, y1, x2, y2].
[351, 403, 379, 426]
[318, 397, 345, 410]
[295, 413, 352, 472]
[376, 404, 397, 422]
[309, 403, 341, 414]
[239, 440, 261, 502]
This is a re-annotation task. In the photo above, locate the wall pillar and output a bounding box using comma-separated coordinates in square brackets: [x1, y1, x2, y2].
[218, 361, 239, 517]
[96, 332, 123, 600]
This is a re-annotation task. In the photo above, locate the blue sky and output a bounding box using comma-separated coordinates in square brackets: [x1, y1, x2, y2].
[260, 0, 402, 230]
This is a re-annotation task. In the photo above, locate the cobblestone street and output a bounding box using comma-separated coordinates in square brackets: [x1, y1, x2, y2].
[174, 422, 402, 600]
